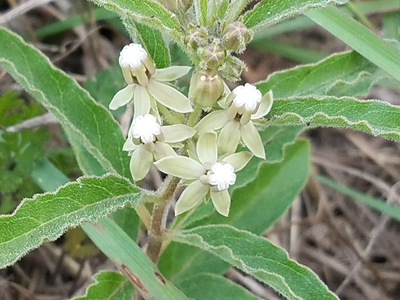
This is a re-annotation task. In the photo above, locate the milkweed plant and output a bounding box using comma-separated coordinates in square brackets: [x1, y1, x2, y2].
[1, 0, 400, 299]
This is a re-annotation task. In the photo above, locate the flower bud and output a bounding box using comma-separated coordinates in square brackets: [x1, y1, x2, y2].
[201, 43, 226, 69]
[184, 27, 208, 50]
[223, 21, 252, 53]
[189, 70, 224, 107]
[162, 0, 192, 13]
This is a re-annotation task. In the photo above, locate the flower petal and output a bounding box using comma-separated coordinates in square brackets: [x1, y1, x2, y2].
[123, 138, 136, 152]
[210, 189, 231, 217]
[197, 132, 217, 165]
[240, 122, 265, 159]
[152, 66, 191, 81]
[130, 145, 153, 181]
[153, 142, 177, 161]
[252, 90, 273, 120]
[175, 180, 208, 215]
[109, 85, 135, 110]
[195, 110, 228, 134]
[218, 120, 241, 155]
[133, 85, 151, 117]
[223, 151, 253, 172]
[162, 124, 196, 143]
[154, 156, 205, 179]
[147, 80, 193, 113]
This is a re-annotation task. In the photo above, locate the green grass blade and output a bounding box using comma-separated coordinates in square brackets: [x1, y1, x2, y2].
[306, 6, 400, 82]
[313, 174, 400, 222]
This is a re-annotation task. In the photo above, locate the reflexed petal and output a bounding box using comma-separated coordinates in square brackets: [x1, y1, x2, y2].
[195, 110, 228, 134]
[223, 151, 253, 172]
[123, 139, 136, 152]
[162, 124, 196, 143]
[153, 66, 191, 81]
[197, 132, 217, 165]
[218, 120, 241, 155]
[241, 122, 265, 159]
[154, 156, 205, 179]
[153, 142, 177, 160]
[130, 145, 153, 181]
[147, 80, 193, 113]
[133, 86, 151, 117]
[210, 189, 231, 217]
[109, 85, 135, 110]
[175, 180, 209, 215]
[252, 90, 273, 120]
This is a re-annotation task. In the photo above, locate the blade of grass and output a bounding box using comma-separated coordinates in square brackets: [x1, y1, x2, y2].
[306, 6, 400, 82]
[313, 174, 400, 223]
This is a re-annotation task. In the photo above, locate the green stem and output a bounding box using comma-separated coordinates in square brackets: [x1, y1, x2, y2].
[346, 1, 377, 33]
[146, 176, 180, 263]
[187, 104, 202, 127]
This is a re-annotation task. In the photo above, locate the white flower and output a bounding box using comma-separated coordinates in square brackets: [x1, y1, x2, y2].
[109, 43, 193, 117]
[125, 114, 196, 181]
[195, 85, 273, 159]
[155, 132, 252, 216]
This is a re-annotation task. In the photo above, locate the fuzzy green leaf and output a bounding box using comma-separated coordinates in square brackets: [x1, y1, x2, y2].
[243, 0, 347, 32]
[168, 225, 339, 300]
[73, 271, 134, 300]
[267, 96, 400, 142]
[0, 174, 140, 268]
[0, 27, 130, 178]
[89, 0, 184, 43]
[159, 140, 309, 282]
[256, 50, 386, 98]
[178, 273, 261, 300]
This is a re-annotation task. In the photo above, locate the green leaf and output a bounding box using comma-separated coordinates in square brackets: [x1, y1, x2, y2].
[82, 217, 188, 300]
[256, 50, 386, 98]
[159, 140, 309, 282]
[194, 0, 207, 26]
[0, 173, 140, 268]
[122, 18, 171, 68]
[168, 225, 339, 300]
[0, 27, 130, 178]
[305, 6, 400, 82]
[89, 0, 184, 43]
[314, 174, 400, 223]
[267, 96, 400, 143]
[72, 271, 134, 300]
[178, 273, 262, 300]
[243, 0, 347, 32]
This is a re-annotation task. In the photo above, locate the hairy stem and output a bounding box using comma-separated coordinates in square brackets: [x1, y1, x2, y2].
[146, 176, 180, 263]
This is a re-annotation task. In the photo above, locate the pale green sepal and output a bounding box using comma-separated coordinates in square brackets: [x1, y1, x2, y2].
[130, 145, 153, 181]
[218, 120, 241, 155]
[252, 90, 273, 120]
[195, 110, 228, 134]
[210, 189, 231, 217]
[109, 84, 135, 110]
[153, 66, 191, 82]
[147, 80, 193, 113]
[123, 139, 136, 151]
[223, 151, 253, 172]
[175, 180, 209, 215]
[241, 122, 265, 159]
[197, 132, 218, 165]
[133, 85, 151, 117]
[162, 124, 196, 143]
[155, 156, 205, 179]
[153, 142, 177, 161]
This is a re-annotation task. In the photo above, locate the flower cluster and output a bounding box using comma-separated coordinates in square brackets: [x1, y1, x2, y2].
[110, 43, 273, 217]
